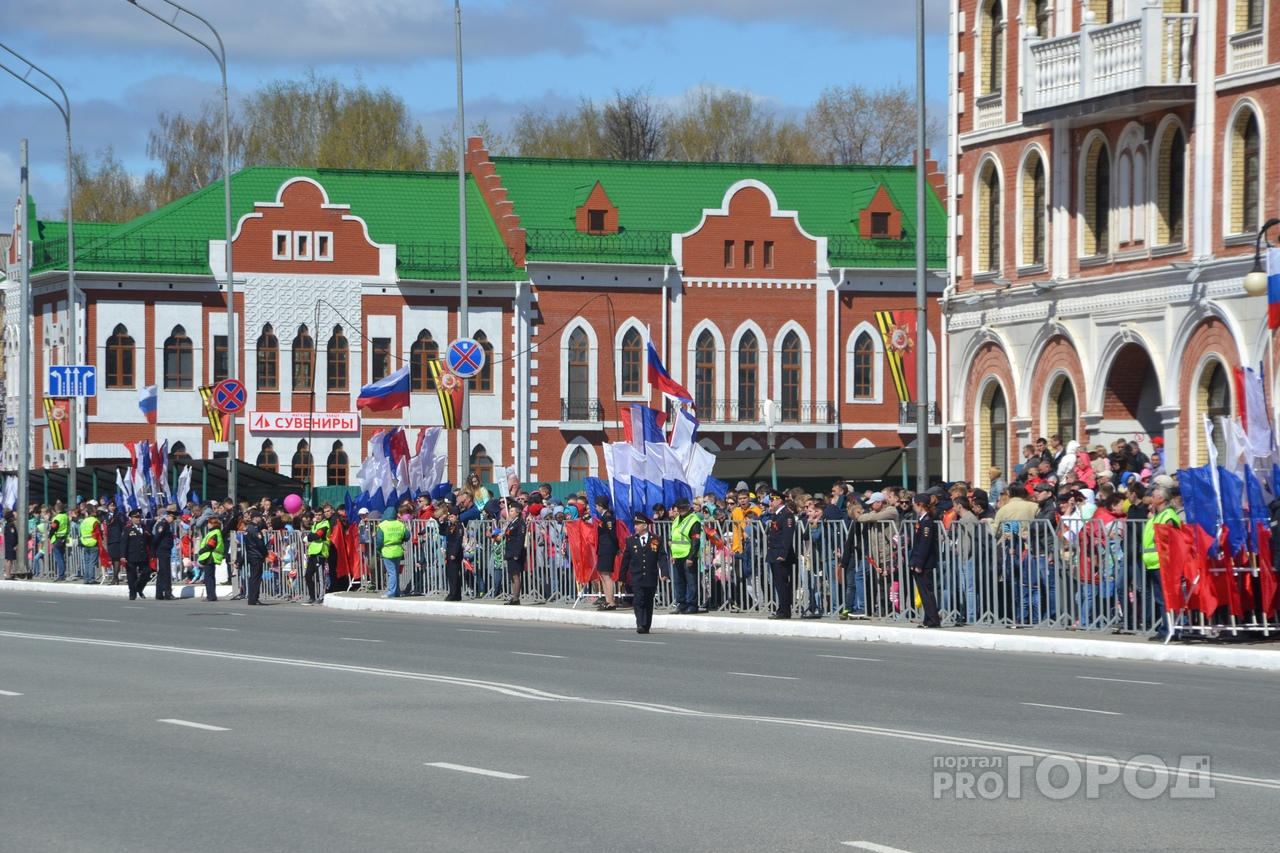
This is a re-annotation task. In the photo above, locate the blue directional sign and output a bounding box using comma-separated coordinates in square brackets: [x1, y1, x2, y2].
[47, 364, 97, 397]
[446, 338, 486, 379]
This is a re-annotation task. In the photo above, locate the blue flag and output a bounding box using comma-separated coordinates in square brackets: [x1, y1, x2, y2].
[1180, 465, 1220, 557]
[584, 477, 611, 520]
[704, 477, 729, 501]
[1216, 467, 1245, 556]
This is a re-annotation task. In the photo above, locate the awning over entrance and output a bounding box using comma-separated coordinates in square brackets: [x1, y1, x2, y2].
[711, 446, 942, 489]
[8, 460, 304, 507]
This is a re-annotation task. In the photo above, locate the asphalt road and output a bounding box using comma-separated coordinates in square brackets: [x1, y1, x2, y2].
[1, 589, 1277, 853]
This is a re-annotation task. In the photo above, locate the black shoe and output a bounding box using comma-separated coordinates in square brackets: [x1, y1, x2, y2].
[137, 591, 146, 599]
[229, 594, 246, 601]
[128, 595, 136, 600]
[505, 598, 520, 605]
[767, 613, 791, 620]
[800, 611, 822, 620]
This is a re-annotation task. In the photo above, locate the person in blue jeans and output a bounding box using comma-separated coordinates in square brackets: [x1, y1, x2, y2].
[946, 496, 981, 625]
[837, 499, 869, 619]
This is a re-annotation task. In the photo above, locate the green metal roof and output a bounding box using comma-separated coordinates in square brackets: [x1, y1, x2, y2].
[493, 157, 947, 268]
[28, 166, 523, 281]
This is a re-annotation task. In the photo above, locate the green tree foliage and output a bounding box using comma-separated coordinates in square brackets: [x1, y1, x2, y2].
[69, 148, 155, 222]
[805, 82, 941, 166]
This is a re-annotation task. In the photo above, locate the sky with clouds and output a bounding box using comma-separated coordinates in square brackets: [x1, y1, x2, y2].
[1, 0, 948, 221]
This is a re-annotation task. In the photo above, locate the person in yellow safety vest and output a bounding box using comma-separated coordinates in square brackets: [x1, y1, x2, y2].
[377, 513, 408, 599]
[669, 498, 702, 615]
[51, 503, 70, 581]
[302, 505, 332, 606]
[1142, 485, 1180, 639]
[79, 504, 104, 585]
[197, 517, 225, 603]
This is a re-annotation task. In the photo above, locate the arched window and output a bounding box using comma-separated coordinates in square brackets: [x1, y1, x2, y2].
[469, 331, 493, 393]
[1087, 0, 1112, 25]
[469, 444, 493, 482]
[695, 330, 716, 413]
[853, 332, 875, 399]
[163, 325, 193, 390]
[737, 332, 759, 421]
[978, 160, 1001, 272]
[170, 441, 191, 462]
[620, 328, 643, 396]
[1083, 137, 1110, 256]
[326, 325, 348, 392]
[1244, 0, 1263, 30]
[1157, 126, 1187, 246]
[566, 327, 590, 418]
[1029, 0, 1049, 36]
[1116, 142, 1146, 247]
[1022, 151, 1046, 266]
[326, 440, 348, 486]
[1232, 109, 1261, 235]
[409, 329, 438, 392]
[256, 439, 278, 473]
[105, 323, 135, 389]
[987, 384, 1008, 479]
[568, 446, 591, 481]
[1049, 376, 1077, 445]
[291, 439, 314, 484]
[292, 325, 314, 393]
[256, 323, 279, 391]
[981, 0, 1004, 96]
[780, 331, 801, 422]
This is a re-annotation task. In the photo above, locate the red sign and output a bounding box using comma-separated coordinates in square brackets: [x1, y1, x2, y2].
[247, 411, 361, 434]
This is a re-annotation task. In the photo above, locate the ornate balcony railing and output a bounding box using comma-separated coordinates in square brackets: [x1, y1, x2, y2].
[975, 92, 1004, 130]
[1025, 9, 1195, 117]
[524, 228, 673, 263]
[687, 400, 837, 426]
[561, 398, 604, 422]
[898, 401, 938, 427]
[1228, 28, 1264, 74]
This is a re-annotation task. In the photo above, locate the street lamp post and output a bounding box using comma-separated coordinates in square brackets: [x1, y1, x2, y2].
[0, 42, 78, 513]
[455, 0, 471, 486]
[1242, 218, 1280, 297]
[127, 0, 237, 501]
[913, 0, 929, 492]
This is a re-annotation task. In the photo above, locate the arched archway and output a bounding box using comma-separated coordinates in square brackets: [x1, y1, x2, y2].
[1099, 342, 1162, 445]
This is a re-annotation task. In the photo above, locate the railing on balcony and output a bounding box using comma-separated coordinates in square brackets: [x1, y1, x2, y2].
[560, 398, 604, 422]
[1228, 28, 1265, 74]
[525, 228, 673, 263]
[1025, 9, 1195, 114]
[686, 400, 838, 426]
[898, 401, 938, 428]
[975, 92, 1004, 130]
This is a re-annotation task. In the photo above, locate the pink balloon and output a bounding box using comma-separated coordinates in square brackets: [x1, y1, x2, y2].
[283, 494, 303, 514]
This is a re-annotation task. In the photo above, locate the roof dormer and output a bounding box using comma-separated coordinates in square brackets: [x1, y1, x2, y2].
[854, 184, 904, 240]
[574, 182, 619, 235]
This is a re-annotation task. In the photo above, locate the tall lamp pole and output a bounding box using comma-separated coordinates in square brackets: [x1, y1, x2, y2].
[455, 0, 471, 486]
[914, 0, 929, 492]
[0, 43, 78, 512]
[127, 0, 237, 501]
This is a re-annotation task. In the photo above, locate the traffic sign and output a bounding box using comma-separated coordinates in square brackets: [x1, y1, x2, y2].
[47, 365, 96, 397]
[212, 378, 247, 414]
[446, 338, 486, 379]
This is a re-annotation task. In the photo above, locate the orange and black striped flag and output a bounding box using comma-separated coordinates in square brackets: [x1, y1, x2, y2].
[198, 385, 229, 442]
[427, 360, 463, 429]
[875, 310, 919, 404]
[44, 398, 68, 451]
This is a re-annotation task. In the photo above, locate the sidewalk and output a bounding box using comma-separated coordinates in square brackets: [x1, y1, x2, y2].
[5, 578, 1279, 670]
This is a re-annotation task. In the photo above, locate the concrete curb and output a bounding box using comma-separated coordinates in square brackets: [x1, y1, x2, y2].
[322, 593, 1280, 671]
[0, 579, 215, 599]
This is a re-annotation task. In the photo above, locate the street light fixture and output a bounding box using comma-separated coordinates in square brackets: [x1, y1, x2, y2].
[126, 0, 238, 501]
[1243, 218, 1280, 297]
[0, 42, 79, 513]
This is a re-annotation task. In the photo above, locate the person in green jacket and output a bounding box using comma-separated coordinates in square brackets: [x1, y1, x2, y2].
[303, 506, 332, 605]
[197, 517, 225, 603]
[51, 502, 70, 581]
[1142, 485, 1180, 639]
[376, 513, 408, 598]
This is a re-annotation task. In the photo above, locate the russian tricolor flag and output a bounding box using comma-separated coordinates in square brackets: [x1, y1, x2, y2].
[138, 385, 158, 425]
[646, 330, 694, 405]
[357, 364, 411, 412]
[1268, 247, 1280, 330]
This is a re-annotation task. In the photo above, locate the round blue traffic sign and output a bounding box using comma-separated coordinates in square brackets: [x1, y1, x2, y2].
[213, 378, 247, 414]
[446, 338, 486, 379]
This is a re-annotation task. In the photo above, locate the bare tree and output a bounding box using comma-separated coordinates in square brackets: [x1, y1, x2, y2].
[69, 148, 155, 222]
[664, 85, 778, 163]
[145, 100, 247, 206]
[805, 82, 942, 166]
[512, 99, 605, 160]
[601, 87, 665, 161]
[433, 118, 510, 171]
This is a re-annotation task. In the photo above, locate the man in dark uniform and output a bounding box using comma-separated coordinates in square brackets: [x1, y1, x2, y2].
[500, 499, 527, 604]
[594, 495, 620, 610]
[910, 493, 942, 628]
[619, 513, 666, 634]
[123, 509, 151, 601]
[242, 509, 269, 605]
[439, 504, 465, 601]
[765, 491, 796, 619]
[151, 508, 176, 600]
[105, 503, 126, 584]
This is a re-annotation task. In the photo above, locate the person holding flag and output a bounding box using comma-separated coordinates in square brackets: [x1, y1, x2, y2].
[594, 494, 620, 610]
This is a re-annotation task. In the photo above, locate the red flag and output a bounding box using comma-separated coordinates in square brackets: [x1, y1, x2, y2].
[347, 519, 365, 584]
[388, 428, 411, 471]
[614, 520, 632, 581]
[565, 519, 600, 584]
[1257, 524, 1277, 617]
[1154, 524, 1187, 612]
[329, 520, 348, 580]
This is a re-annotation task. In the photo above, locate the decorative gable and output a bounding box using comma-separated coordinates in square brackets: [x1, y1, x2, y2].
[856, 185, 903, 240]
[674, 180, 824, 279]
[221, 176, 395, 280]
[574, 182, 619, 234]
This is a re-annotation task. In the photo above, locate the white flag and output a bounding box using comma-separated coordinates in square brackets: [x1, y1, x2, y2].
[175, 466, 192, 510]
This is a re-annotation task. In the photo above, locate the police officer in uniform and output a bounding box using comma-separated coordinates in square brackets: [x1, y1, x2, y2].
[619, 513, 667, 634]
[197, 517, 225, 602]
[78, 506, 103, 584]
[439, 504, 465, 601]
[305, 505, 333, 604]
[909, 493, 942, 628]
[669, 498, 702, 614]
[765, 491, 796, 619]
[123, 509, 151, 600]
[151, 508, 177, 600]
[377, 510, 408, 598]
[242, 509, 269, 605]
[594, 495, 620, 610]
[501, 499, 527, 604]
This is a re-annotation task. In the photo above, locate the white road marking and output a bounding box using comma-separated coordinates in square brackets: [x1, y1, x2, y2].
[37, 600, 58, 604]
[511, 651, 564, 658]
[1076, 675, 1163, 686]
[122, 606, 145, 609]
[843, 842, 916, 853]
[818, 654, 883, 662]
[0, 611, 21, 615]
[10, 629, 1280, 792]
[1021, 702, 1122, 716]
[425, 762, 527, 780]
[728, 672, 797, 680]
[158, 718, 230, 731]
[0, 689, 22, 696]
[331, 620, 360, 623]
[340, 638, 383, 643]
[618, 639, 666, 644]
[458, 628, 500, 634]
[206, 627, 238, 632]
[90, 618, 122, 623]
